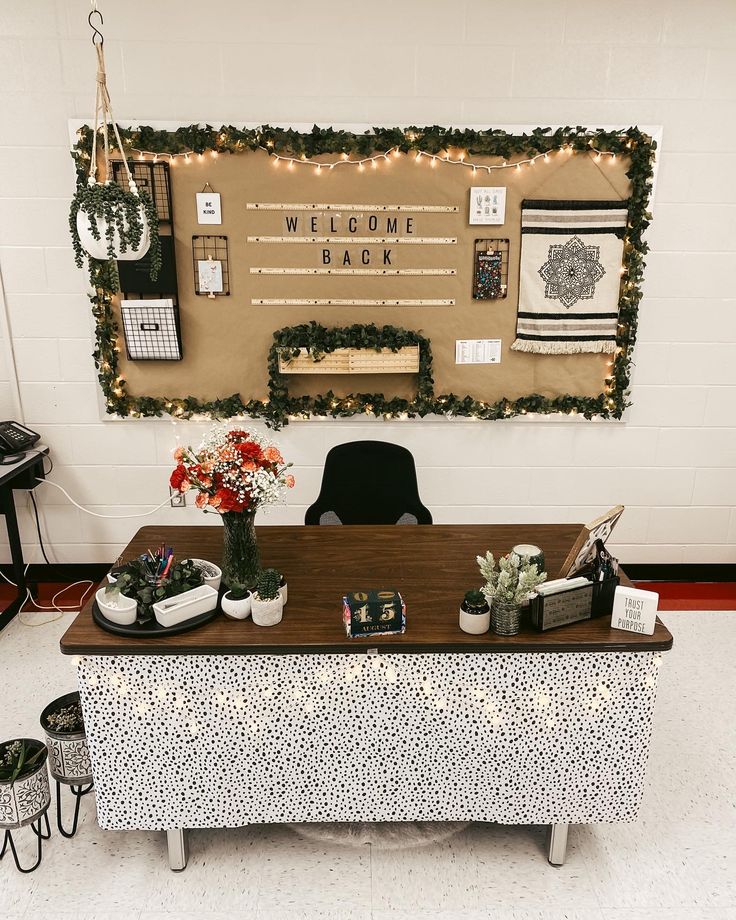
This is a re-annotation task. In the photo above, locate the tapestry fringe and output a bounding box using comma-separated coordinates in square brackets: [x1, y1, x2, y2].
[510, 339, 617, 355]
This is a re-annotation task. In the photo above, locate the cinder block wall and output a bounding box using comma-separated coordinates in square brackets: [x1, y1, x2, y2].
[0, 0, 734, 564]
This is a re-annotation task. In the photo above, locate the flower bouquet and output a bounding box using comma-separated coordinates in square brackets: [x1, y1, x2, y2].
[169, 426, 294, 587]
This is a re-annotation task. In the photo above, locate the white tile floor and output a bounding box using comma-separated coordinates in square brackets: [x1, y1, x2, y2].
[1, 609, 734, 920]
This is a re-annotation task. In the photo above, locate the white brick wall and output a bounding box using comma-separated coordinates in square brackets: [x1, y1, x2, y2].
[0, 0, 734, 565]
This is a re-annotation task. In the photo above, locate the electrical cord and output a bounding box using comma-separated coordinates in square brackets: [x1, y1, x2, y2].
[0, 458, 171, 627]
[32, 478, 173, 517]
[0, 564, 95, 626]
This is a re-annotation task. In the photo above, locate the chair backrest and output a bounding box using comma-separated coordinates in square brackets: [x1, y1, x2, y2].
[305, 440, 432, 525]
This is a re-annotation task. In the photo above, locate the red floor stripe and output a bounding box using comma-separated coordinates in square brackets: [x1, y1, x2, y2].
[633, 581, 736, 610]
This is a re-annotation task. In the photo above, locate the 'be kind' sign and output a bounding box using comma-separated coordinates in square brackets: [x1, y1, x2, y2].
[611, 586, 659, 636]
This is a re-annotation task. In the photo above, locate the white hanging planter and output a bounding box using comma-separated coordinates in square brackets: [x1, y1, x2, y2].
[75, 185, 151, 262]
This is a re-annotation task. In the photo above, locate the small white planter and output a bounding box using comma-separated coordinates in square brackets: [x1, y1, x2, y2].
[459, 603, 490, 635]
[96, 587, 137, 625]
[251, 593, 284, 627]
[188, 559, 223, 593]
[153, 584, 218, 628]
[221, 590, 252, 620]
[76, 201, 150, 262]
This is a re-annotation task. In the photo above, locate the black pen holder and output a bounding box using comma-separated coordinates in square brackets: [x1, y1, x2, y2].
[590, 575, 620, 618]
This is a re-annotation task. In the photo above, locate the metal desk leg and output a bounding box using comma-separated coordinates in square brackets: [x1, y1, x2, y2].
[166, 828, 188, 871]
[548, 823, 568, 866]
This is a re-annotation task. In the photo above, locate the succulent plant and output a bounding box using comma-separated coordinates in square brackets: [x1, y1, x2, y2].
[227, 582, 251, 601]
[255, 568, 281, 601]
[463, 589, 487, 608]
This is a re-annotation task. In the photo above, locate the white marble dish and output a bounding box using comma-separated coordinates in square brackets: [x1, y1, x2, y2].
[153, 584, 218, 627]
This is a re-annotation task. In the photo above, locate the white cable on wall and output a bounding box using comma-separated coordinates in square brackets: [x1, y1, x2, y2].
[34, 478, 172, 517]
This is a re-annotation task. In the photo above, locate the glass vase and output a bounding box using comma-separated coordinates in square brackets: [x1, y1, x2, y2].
[491, 599, 522, 636]
[221, 510, 260, 589]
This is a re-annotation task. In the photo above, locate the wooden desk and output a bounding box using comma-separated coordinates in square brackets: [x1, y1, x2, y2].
[61, 524, 672, 655]
[61, 524, 672, 872]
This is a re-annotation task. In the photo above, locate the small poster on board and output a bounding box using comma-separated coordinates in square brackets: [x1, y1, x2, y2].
[198, 259, 223, 295]
[469, 187, 506, 225]
[196, 191, 222, 225]
[455, 339, 502, 365]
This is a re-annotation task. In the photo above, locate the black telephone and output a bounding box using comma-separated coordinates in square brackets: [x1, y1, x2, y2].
[0, 421, 40, 464]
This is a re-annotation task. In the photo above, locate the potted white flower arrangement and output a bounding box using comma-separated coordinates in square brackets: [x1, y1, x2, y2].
[477, 551, 547, 636]
[39, 691, 94, 838]
[251, 569, 284, 627]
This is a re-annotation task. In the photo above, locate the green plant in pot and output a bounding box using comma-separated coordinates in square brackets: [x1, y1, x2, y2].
[40, 691, 93, 838]
[459, 588, 491, 635]
[251, 568, 284, 627]
[104, 558, 203, 624]
[0, 737, 51, 872]
[477, 551, 547, 636]
[221, 581, 253, 621]
[70, 179, 161, 291]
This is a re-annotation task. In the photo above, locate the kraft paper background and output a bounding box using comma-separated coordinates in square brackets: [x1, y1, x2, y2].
[115, 148, 631, 404]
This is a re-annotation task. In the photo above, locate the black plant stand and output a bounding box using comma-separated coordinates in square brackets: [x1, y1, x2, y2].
[55, 779, 94, 838]
[0, 809, 51, 873]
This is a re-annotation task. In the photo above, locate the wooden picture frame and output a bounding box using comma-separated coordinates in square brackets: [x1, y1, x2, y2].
[559, 505, 625, 578]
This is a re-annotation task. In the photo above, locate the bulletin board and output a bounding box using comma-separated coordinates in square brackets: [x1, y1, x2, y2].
[72, 125, 655, 426]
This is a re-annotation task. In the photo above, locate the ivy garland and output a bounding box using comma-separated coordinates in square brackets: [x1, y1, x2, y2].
[72, 123, 655, 428]
[267, 322, 433, 424]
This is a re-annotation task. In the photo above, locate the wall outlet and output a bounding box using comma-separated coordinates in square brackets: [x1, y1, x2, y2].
[169, 488, 186, 508]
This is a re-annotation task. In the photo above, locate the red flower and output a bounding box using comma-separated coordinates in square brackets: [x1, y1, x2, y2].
[170, 464, 189, 491]
[215, 488, 244, 513]
[234, 441, 263, 461]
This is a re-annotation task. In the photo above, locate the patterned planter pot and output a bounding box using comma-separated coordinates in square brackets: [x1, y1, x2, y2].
[40, 692, 92, 785]
[0, 739, 50, 829]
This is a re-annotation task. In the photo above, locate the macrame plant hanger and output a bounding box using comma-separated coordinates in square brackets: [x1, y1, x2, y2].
[87, 1, 137, 199]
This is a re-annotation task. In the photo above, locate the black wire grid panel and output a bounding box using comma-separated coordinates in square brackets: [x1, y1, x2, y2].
[472, 238, 510, 300]
[112, 160, 172, 221]
[192, 235, 230, 296]
[120, 300, 183, 360]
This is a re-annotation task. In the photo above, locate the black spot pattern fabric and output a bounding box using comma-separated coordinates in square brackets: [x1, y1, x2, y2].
[76, 652, 662, 830]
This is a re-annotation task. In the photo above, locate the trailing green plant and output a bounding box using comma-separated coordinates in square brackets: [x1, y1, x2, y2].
[0, 740, 45, 785]
[255, 568, 281, 601]
[226, 582, 251, 601]
[73, 124, 655, 425]
[44, 701, 84, 733]
[105, 558, 203, 622]
[463, 589, 488, 608]
[477, 551, 547, 607]
[69, 180, 161, 293]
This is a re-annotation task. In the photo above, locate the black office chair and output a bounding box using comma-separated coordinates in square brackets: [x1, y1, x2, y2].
[305, 440, 432, 525]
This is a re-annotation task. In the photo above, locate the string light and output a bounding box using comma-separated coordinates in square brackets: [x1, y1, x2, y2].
[126, 141, 619, 174]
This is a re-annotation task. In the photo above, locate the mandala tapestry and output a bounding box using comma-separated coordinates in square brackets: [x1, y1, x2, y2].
[511, 199, 628, 355]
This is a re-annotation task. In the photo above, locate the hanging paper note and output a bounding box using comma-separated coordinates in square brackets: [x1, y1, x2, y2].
[469, 187, 506, 225]
[198, 259, 223, 296]
[196, 192, 222, 225]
